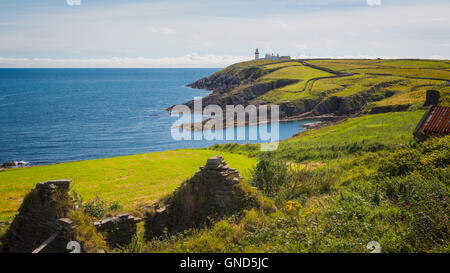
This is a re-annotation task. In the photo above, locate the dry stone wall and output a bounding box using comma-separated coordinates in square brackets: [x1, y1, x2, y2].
[1, 180, 76, 253]
[145, 156, 265, 239]
[94, 213, 142, 248]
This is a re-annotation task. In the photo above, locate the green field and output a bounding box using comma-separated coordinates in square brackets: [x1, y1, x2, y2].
[210, 58, 450, 110]
[0, 149, 257, 221]
[212, 111, 425, 163]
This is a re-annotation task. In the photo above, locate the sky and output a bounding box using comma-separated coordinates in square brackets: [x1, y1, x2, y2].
[0, 0, 449, 67]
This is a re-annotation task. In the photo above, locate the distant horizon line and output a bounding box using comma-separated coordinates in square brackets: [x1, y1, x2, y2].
[0, 56, 449, 69]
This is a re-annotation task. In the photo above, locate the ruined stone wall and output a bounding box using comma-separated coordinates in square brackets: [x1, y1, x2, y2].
[424, 90, 440, 106]
[94, 213, 142, 248]
[1, 180, 76, 253]
[145, 156, 266, 239]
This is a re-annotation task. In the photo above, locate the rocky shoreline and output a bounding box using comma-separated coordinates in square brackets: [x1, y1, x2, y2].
[0, 161, 30, 169]
[173, 111, 339, 132]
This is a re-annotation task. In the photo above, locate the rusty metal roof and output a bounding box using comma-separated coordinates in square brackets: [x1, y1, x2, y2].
[414, 106, 450, 137]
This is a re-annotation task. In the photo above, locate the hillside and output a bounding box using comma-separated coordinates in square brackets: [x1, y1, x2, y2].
[183, 59, 450, 118]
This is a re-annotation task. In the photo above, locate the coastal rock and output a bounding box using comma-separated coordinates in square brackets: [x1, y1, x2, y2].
[0, 161, 29, 169]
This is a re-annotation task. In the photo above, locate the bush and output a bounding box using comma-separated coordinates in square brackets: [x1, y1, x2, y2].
[83, 197, 108, 219]
[377, 172, 449, 251]
[249, 154, 289, 199]
[109, 201, 123, 212]
[249, 154, 340, 205]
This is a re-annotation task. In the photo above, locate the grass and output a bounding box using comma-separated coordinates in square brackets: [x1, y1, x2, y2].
[0, 149, 257, 221]
[308, 59, 450, 72]
[258, 64, 333, 103]
[290, 111, 422, 144]
[212, 111, 426, 164]
[214, 59, 450, 111]
[231, 59, 279, 68]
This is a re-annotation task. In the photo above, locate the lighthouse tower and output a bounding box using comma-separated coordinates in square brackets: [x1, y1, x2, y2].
[255, 48, 259, 60]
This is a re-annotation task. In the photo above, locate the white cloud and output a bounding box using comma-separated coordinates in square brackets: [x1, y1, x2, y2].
[366, 0, 381, 6]
[148, 26, 177, 34]
[0, 53, 251, 68]
[295, 44, 308, 50]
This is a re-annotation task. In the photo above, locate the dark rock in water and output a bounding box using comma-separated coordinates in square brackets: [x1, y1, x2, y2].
[302, 121, 323, 129]
[424, 90, 440, 107]
[0, 162, 16, 168]
[0, 161, 29, 168]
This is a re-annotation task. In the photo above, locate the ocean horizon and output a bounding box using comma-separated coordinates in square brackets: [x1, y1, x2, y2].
[0, 68, 311, 165]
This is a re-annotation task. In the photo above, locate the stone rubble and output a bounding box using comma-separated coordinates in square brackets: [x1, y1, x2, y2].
[94, 213, 142, 248]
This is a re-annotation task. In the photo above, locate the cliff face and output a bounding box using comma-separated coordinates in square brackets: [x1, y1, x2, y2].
[168, 65, 293, 112]
[183, 78, 299, 112]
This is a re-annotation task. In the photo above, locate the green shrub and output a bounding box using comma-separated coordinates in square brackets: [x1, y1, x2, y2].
[109, 201, 123, 212]
[83, 197, 108, 219]
[249, 154, 289, 199]
[250, 154, 340, 205]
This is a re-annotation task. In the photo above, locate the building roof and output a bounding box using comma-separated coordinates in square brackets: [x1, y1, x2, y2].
[413, 105, 450, 138]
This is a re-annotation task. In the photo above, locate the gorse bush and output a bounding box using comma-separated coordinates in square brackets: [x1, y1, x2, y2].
[109, 201, 123, 212]
[82, 196, 123, 219]
[83, 197, 108, 219]
[376, 136, 450, 178]
[249, 154, 289, 199]
[372, 138, 450, 251]
[249, 154, 340, 205]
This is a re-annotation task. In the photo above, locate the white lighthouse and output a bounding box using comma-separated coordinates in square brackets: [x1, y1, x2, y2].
[255, 48, 259, 60]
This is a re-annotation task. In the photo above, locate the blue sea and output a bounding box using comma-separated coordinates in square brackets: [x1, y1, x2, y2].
[0, 69, 311, 165]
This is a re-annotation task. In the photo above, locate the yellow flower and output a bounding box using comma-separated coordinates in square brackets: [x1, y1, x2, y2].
[285, 200, 302, 212]
[300, 208, 318, 218]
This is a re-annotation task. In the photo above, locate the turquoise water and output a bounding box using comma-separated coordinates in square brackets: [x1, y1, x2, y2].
[0, 68, 311, 164]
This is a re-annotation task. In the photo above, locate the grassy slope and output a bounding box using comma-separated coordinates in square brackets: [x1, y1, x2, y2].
[306, 59, 450, 109]
[0, 149, 257, 221]
[219, 59, 450, 109]
[259, 64, 333, 103]
[212, 111, 425, 163]
[276, 111, 424, 161]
